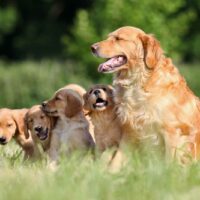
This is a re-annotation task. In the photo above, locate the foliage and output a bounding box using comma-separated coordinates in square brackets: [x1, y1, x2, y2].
[0, 0, 200, 62]
[0, 6, 18, 44]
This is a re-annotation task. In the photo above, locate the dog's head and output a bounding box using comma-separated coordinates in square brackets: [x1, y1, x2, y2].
[84, 84, 114, 112]
[24, 105, 56, 141]
[91, 26, 163, 73]
[42, 88, 83, 118]
[0, 108, 27, 145]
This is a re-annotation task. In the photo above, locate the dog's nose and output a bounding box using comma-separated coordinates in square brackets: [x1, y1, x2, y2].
[34, 126, 43, 132]
[0, 136, 6, 144]
[91, 43, 99, 54]
[42, 101, 47, 108]
[94, 90, 101, 96]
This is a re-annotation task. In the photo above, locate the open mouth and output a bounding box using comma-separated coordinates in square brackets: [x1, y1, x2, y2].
[43, 109, 57, 116]
[37, 128, 48, 141]
[93, 98, 108, 108]
[98, 55, 127, 73]
[0, 141, 7, 145]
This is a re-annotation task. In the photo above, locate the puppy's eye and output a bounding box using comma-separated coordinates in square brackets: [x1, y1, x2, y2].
[115, 37, 120, 41]
[28, 119, 33, 123]
[55, 96, 61, 101]
[40, 115, 45, 119]
[7, 123, 13, 127]
[102, 88, 106, 91]
[89, 90, 93, 94]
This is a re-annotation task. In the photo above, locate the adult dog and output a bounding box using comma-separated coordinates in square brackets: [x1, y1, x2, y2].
[91, 26, 200, 162]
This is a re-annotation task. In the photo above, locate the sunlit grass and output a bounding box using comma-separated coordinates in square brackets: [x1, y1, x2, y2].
[0, 60, 200, 200]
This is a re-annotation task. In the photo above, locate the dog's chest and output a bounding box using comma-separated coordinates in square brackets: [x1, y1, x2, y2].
[53, 119, 76, 142]
[114, 86, 162, 141]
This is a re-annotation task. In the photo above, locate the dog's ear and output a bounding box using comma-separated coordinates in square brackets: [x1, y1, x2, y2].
[65, 92, 83, 118]
[83, 92, 91, 113]
[139, 34, 163, 69]
[49, 116, 57, 129]
[23, 112, 30, 139]
[12, 109, 29, 139]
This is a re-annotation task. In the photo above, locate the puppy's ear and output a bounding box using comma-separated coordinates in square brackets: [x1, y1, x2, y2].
[12, 109, 29, 139]
[83, 92, 90, 113]
[49, 116, 57, 129]
[139, 34, 163, 69]
[23, 112, 30, 139]
[65, 92, 83, 118]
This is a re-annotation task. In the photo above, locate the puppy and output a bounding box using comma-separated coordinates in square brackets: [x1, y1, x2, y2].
[91, 26, 200, 163]
[62, 83, 95, 141]
[42, 87, 95, 165]
[24, 105, 57, 157]
[84, 84, 122, 152]
[0, 108, 34, 159]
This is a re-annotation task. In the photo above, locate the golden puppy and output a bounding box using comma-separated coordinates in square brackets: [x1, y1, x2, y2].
[42, 87, 95, 165]
[84, 84, 121, 152]
[63, 83, 95, 141]
[91, 26, 200, 163]
[24, 105, 57, 157]
[0, 108, 34, 159]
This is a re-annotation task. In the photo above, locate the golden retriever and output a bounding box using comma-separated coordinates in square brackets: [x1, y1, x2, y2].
[24, 105, 57, 157]
[42, 86, 95, 166]
[91, 26, 200, 163]
[84, 84, 121, 152]
[0, 108, 34, 159]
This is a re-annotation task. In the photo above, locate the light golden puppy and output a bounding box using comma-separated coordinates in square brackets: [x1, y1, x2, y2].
[63, 83, 95, 141]
[84, 84, 122, 152]
[24, 105, 57, 157]
[91, 26, 200, 163]
[42, 87, 95, 165]
[0, 108, 34, 159]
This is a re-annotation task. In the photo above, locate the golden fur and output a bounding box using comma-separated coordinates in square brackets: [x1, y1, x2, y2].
[24, 105, 57, 157]
[42, 86, 95, 165]
[62, 83, 95, 141]
[84, 84, 122, 152]
[91, 26, 200, 162]
[0, 108, 34, 159]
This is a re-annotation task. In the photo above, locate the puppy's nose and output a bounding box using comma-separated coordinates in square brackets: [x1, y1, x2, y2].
[42, 101, 47, 108]
[34, 126, 43, 132]
[94, 90, 101, 97]
[91, 43, 99, 54]
[0, 136, 6, 144]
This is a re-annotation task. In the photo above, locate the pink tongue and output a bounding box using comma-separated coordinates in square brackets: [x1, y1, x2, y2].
[98, 56, 125, 72]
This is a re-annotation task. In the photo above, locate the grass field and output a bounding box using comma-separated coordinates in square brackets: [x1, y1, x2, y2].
[0, 60, 200, 200]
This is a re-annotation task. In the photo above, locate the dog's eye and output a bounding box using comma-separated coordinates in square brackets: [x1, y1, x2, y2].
[115, 37, 120, 41]
[28, 119, 33, 123]
[89, 90, 93, 94]
[40, 115, 45, 119]
[7, 123, 13, 127]
[102, 88, 106, 91]
[55, 96, 61, 101]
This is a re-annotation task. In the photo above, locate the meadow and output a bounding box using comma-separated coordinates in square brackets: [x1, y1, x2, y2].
[0, 60, 200, 200]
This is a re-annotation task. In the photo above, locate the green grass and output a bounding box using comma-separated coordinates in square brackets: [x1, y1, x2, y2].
[0, 60, 112, 108]
[0, 60, 200, 200]
[1, 143, 200, 200]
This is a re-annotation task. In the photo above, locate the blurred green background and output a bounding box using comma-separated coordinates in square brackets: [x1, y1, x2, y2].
[0, 0, 200, 108]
